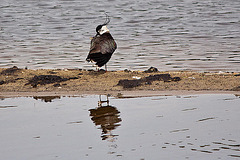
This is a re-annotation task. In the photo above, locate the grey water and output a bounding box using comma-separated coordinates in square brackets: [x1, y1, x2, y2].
[1, 0, 240, 71]
[0, 94, 240, 160]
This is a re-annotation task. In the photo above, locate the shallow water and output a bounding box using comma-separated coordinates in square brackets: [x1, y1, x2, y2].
[0, 94, 240, 159]
[1, 0, 240, 71]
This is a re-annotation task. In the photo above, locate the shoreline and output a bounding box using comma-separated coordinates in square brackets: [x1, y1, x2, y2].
[0, 90, 240, 98]
[1, 66, 240, 98]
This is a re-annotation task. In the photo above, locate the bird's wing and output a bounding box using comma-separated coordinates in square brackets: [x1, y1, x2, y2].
[89, 33, 117, 55]
[89, 36, 101, 54]
[99, 33, 117, 55]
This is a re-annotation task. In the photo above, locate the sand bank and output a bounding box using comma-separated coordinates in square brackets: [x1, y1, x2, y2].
[0, 67, 240, 97]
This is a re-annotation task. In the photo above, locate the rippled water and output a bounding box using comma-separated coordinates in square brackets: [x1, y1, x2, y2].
[1, 0, 240, 71]
[0, 94, 240, 159]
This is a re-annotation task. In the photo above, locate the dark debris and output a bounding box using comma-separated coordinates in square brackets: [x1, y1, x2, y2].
[124, 69, 131, 73]
[25, 75, 78, 88]
[117, 79, 143, 88]
[0, 78, 24, 85]
[53, 83, 61, 87]
[144, 67, 158, 73]
[117, 74, 181, 88]
[0, 66, 21, 75]
[0, 80, 4, 85]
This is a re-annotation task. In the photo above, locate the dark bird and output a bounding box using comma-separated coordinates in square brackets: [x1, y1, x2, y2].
[86, 14, 117, 71]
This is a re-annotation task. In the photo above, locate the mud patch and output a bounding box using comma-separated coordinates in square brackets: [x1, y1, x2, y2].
[0, 66, 21, 75]
[117, 79, 143, 88]
[0, 78, 23, 85]
[117, 74, 181, 88]
[25, 75, 78, 87]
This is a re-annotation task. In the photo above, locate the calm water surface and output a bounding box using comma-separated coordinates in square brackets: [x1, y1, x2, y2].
[0, 94, 240, 159]
[0, 0, 240, 71]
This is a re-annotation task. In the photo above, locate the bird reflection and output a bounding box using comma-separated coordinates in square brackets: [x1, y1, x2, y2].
[89, 95, 122, 141]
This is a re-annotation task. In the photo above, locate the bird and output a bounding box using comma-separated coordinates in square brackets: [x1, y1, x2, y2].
[86, 14, 117, 71]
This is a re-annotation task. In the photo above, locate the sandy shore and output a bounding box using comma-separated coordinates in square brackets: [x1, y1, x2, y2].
[0, 67, 240, 97]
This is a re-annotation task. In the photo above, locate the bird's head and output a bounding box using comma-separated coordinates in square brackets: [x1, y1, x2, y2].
[96, 25, 109, 35]
[96, 13, 110, 35]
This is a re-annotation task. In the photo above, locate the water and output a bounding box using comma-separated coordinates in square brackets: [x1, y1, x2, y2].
[0, 94, 240, 159]
[0, 0, 240, 71]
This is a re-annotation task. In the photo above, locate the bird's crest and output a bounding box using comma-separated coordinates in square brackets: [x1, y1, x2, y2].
[102, 13, 110, 26]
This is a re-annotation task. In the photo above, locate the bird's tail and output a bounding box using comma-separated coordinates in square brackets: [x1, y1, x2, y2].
[87, 52, 111, 67]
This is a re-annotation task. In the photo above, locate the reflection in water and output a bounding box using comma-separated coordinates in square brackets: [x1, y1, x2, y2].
[0, 95, 239, 159]
[33, 96, 61, 102]
[0, 105, 17, 108]
[89, 95, 122, 141]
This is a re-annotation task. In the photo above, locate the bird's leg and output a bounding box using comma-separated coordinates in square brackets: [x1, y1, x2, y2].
[105, 64, 107, 72]
[98, 95, 102, 107]
[98, 95, 110, 107]
[107, 95, 109, 105]
[96, 66, 100, 72]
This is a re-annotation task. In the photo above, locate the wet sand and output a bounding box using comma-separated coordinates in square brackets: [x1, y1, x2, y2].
[0, 67, 240, 97]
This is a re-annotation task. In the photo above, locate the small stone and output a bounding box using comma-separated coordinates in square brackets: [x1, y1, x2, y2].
[0, 80, 4, 85]
[144, 67, 158, 73]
